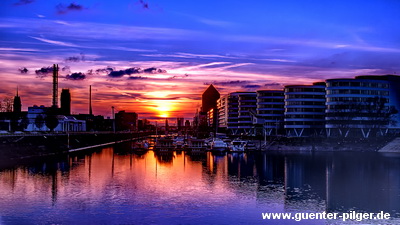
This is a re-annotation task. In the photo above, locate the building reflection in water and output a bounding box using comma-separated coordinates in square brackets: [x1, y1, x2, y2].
[0, 143, 399, 224]
[326, 153, 400, 216]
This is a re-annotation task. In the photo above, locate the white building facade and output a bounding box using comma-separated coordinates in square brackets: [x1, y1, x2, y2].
[284, 83, 326, 137]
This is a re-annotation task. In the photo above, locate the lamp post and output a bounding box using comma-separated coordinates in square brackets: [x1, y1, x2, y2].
[112, 106, 115, 133]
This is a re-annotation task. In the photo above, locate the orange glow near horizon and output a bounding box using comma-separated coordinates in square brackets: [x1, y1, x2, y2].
[149, 100, 177, 118]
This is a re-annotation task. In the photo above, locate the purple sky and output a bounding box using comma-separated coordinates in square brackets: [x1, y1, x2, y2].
[1, 0, 400, 120]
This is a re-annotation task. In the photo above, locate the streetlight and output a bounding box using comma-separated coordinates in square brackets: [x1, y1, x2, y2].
[112, 106, 115, 133]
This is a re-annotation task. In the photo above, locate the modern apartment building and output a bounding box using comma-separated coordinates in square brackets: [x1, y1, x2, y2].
[326, 76, 400, 137]
[256, 90, 285, 135]
[284, 83, 326, 137]
[215, 75, 400, 138]
[217, 95, 228, 128]
[225, 92, 257, 135]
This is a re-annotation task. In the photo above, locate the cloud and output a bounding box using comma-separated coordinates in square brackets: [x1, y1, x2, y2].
[35, 66, 53, 78]
[108, 70, 127, 77]
[54, 20, 72, 26]
[262, 58, 296, 63]
[14, 0, 34, 6]
[66, 72, 86, 80]
[95, 67, 115, 74]
[229, 34, 400, 54]
[128, 76, 148, 80]
[108, 67, 167, 78]
[30, 36, 79, 47]
[242, 84, 262, 89]
[139, 0, 149, 9]
[204, 80, 249, 86]
[109, 67, 141, 77]
[0, 47, 40, 52]
[308, 51, 400, 70]
[57, 3, 85, 14]
[5, 18, 202, 42]
[65, 53, 85, 62]
[65, 56, 80, 62]
[197, 18, 234, 27]
[143, 67, 167, 74]
[169, 74, 189, 79]
[263, 82, 283, 88]
[18, 67, 28, 74]
[62, 66, 71, 72]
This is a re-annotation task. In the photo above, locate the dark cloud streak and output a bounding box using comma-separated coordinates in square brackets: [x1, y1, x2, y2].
[65, 53, 85, 62]
[242, 84, 261, 89]
[66, 72, 86, 80]
[263, 82, 282, 88]
[14, 0, 34, 6]
[18, 67, 28, 74]
[108, 67, 167, 78]
[128, 76, 148, 80]
[35, 66, 53, 78]
[139, 0, 149, 9]
[204, 80, 249, 86]
[57, 3, 85, 14]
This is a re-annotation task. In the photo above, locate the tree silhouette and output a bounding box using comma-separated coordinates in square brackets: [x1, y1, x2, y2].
[35, 114, 45, 131]
[45, 114, 59, 132]
[327, 96, 397, 138]
[19, 115, 29, 130]
[0, 97, 13, 112]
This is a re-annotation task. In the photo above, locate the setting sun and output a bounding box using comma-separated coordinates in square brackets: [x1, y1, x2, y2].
[150, 100, 176, 118]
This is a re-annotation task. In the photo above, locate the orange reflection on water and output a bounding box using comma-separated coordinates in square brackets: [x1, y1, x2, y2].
[0, 146, 247, 219]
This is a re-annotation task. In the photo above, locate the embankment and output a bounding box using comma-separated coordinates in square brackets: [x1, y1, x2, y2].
[263, 136, 397, 151]
[0, 132, 151, 163]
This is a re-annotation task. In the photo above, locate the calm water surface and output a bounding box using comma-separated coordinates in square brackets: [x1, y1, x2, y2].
[1, 142, 400, 224]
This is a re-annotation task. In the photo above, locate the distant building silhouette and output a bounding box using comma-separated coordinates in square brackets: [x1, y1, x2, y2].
[198, 84, 220, 135]
[13, 87, 21, 114]
[61, 89, 71, 115]
[177, 117, 184, 131]
[165, 118, 169, 133]
[89, 85, 93, 115]
[185, 120, 191, 129]
[201, 84, 220, 113]
[138, 118, 150, 131]
[52, 64, 59, 108]
[115, 110, 138, 131]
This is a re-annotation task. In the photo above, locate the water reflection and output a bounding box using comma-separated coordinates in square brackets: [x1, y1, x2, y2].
[0, 143, 399, 224]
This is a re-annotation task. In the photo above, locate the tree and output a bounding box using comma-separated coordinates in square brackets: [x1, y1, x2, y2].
[361, 96, 398, 137]
[45, 107, 60, 132]
[19, 115, 30, 131]
[327, 96, 398, 138]
[45, 114, 59, 132]
[326, 101, 363, 137]
[0, 97, 13, 112]
[35, 114, 45, 131]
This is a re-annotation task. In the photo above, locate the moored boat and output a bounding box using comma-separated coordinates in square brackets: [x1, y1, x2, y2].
[186, 138, 207, 153]
[173, 136, 185, 150]
[244, 141, 257, 151]
[132, 140, 149, 150]
[210, 138, 228, 151]
[230, 139, 246, 152]
[155, 138, 175, 151]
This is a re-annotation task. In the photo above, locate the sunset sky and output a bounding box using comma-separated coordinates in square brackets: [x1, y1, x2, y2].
[1, 0, 400, 120]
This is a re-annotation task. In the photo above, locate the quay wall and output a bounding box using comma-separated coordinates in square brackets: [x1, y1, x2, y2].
[262, 136, 397, 152]
[0, 132, 151, 161]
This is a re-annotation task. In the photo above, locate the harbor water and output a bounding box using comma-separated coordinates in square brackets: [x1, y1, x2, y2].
[1, 141, 400, 224]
